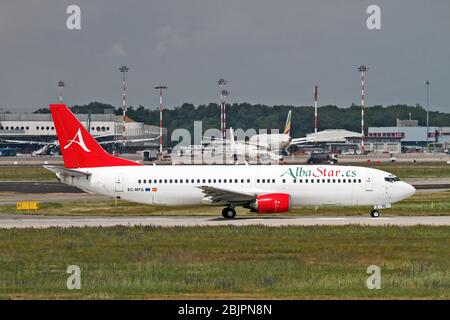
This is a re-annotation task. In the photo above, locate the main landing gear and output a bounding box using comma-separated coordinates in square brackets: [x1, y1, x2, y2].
[370, 209, 380, 218]
[222, 206, 236, 219]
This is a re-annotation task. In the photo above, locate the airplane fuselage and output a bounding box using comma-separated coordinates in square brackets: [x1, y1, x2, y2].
[58, 164, 415, 209]
[248, 133, 291, 152]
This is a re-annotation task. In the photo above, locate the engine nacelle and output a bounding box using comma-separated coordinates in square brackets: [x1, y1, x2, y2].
[248, 193, 291, 213]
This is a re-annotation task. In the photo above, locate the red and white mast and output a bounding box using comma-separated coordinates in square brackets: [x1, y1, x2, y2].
[357, 65, 368, 154]
[314, 85, 318, 133]
[154, 84, 167, 154]
[119, 66, 129, 146]
[217, 79, 229, 139]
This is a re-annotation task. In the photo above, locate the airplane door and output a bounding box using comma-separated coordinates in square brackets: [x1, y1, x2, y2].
[115, 175, 124, 192]
[365, 175, 373, 191]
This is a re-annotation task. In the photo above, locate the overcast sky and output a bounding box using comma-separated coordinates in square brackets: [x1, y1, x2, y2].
[0, 0, 449, 113]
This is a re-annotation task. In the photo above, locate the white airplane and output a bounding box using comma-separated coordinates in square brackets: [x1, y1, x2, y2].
[45, 104, 416, 219]
[1, 132, 160, 156]
[199, 127, 282, 163]
[246, 110, 292, 152]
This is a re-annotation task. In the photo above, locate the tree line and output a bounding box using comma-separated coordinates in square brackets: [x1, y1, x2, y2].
[34, 102, 450, 139]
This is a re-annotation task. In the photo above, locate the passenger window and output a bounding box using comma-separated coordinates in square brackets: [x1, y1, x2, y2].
[169, 179, 173, 183]
[247, 179, 250, 183]
[299, 179, 303, 183]
[138, 179, 141, 184]
[174, 179, 178, 183]
[241, 179, 244, 183]
[322, 179, 326, 183]
[164, 179, 167, 183]
[234, 179, 238, 183]
[262, 179, 265, 183]
[282, 179, 286, 183]
[305, 179, 309, 183]
[208, 179, 211, 183]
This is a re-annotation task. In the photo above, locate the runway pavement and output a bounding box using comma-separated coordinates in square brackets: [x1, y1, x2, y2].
[0, 193, 108, 205]
[0, 215, 448, 229]
[0, 181, 82, 193]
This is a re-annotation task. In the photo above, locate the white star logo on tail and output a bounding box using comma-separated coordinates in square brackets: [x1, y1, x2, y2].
[64, 128, 91, 152]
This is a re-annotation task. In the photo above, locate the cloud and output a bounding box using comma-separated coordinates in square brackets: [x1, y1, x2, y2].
[154, 26, 187, 55]
[109, 43, 127, 58]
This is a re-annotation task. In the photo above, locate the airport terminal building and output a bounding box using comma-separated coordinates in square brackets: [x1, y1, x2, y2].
[368, 119, 450, 152]
[0, 113, 166, 153]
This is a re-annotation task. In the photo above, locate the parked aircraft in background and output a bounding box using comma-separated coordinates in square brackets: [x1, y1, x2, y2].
[46, 104, 415, 219]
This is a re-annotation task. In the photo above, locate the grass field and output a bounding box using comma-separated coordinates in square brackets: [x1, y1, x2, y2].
[0, 166, 56, 181]
[0, 225, 448, 299]
[368, 164, 450, 178]
[0, 163, 449, 181]
[2, 190, 449, 216]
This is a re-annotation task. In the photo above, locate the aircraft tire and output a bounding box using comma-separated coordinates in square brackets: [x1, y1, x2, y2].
[370, 210, 380, 218]
[222, 207, 236, 219]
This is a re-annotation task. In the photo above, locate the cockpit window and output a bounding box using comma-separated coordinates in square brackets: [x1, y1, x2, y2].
[384, 176, 400, 183]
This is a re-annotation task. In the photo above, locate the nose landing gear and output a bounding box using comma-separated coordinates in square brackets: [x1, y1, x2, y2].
[222, 206, 236, 219]
[370, 209, 380, 218]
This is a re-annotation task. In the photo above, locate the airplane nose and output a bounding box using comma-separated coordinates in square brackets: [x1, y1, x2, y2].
[404, 183, 416, 198]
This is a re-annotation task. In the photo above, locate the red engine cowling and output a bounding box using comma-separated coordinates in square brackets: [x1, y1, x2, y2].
[249, 193, 291, 213]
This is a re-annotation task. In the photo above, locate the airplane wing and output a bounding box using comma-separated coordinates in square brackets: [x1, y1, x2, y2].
[197, 186, 257, 204]
[98, 136, 161, 145]
[289, 137, 311, 145]
[0, 139, 51, 145]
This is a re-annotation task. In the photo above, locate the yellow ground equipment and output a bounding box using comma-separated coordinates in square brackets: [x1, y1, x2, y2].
[16, 201, 40, 212]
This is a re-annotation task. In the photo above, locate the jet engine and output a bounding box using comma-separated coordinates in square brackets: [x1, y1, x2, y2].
[247, 193, 291, 213]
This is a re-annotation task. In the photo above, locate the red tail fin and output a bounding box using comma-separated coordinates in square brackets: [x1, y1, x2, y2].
[50, 104, 141, 168]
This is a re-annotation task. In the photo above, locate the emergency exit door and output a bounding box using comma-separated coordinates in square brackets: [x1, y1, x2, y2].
[365, 175, 373, 191]
[115, 176, 124, 192]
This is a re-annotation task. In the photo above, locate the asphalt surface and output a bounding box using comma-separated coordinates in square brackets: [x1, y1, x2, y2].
[0, 215, 449, 229]
[0, 181, 83, 193]
[0, 193, 108, 205]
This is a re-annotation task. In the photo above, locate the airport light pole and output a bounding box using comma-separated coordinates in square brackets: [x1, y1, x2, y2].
[221, 90, 230, 140]
[314, 85, 319, 133]
[357, 65, 368, 154]
[217, 79, 228, 139]
[425, 80, 431, 151]
[119, 66, 129, 146]
[154, 85, 168, 154]
[57, 81, 66, 104]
